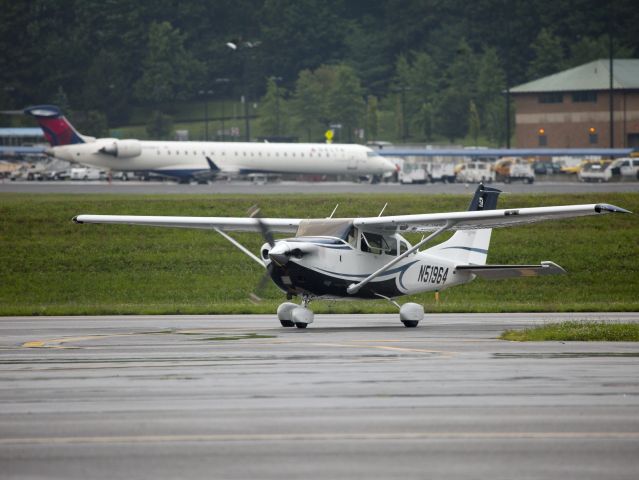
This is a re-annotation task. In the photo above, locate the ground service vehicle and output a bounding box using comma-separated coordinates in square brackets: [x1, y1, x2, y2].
[493, 157, 535, 184]
[456, 162, 494, 183]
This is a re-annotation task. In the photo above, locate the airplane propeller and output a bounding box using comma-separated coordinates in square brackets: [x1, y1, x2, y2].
[248, 205, 274, 247]
[248, 205, 277, 303]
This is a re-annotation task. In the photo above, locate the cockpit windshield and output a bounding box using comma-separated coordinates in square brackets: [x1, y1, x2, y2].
[296, 219, 354, 240]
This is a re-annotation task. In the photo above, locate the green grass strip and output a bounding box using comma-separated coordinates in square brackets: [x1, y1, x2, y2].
[501, 321, 639, 342]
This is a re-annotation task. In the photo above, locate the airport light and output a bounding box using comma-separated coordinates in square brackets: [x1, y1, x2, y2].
[538, 128, 547, 146]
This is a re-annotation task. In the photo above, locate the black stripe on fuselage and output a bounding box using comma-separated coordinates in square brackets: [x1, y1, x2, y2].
[269, 261, 402, 299]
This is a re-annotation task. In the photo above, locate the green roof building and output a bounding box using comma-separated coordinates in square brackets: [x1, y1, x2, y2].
[510, 59, 639, 149]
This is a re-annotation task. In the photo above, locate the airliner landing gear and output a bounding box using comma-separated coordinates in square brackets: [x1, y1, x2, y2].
[399, 302, 424, 328]
[277, 296, 314, 328]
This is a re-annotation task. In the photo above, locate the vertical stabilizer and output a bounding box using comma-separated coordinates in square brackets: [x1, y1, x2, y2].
[24, 105, 94, 146]
[428, 184, 502, 265]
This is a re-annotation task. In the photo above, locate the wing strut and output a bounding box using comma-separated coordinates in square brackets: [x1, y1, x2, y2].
[347, 221, 455, 295]
[213, 228, 265, 268]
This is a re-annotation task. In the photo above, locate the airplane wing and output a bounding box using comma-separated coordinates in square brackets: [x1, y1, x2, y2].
[0, 145, 47, 155]
[456, 261, 566, 279]
[354, 203, 630, 233]
[73, 215, 301, 233]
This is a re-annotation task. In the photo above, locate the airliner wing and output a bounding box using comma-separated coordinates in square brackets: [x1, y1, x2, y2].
[354, 203, 630, 233]
[0, 145, 47, 155]
[73, 215, 301, 233]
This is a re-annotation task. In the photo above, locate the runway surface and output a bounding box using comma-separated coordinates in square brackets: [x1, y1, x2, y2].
[2, 179, 638, 194]
[1, 312, 639, 479]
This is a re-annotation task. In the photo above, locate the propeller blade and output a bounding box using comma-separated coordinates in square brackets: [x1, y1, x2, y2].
[249, 264, 274, 304]
[248, 204, 275, 247]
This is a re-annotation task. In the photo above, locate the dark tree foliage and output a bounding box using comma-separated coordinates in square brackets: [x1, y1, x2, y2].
[1, 0, 637, 135]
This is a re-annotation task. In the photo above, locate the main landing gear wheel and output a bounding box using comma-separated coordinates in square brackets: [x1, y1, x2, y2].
[399, 302, 424, 328]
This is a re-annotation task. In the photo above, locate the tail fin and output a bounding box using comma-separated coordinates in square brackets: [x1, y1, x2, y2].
[429, 184, 502, 265]
[24, 105, 93, 146]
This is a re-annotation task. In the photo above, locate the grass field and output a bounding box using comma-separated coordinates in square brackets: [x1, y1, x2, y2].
[0, 192, 637, 316]
[501, 321, 639, 341]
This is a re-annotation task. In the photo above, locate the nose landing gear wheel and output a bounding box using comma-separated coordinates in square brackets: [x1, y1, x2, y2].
[399, 302, 424, 328]
[295, 322, 308, 329]
[401, 320, 419, 328]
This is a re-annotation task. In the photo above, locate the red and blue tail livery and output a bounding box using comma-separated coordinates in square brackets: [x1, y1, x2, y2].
[23, 105, 92, 146]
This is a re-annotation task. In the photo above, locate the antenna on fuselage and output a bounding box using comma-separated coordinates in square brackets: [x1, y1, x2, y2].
[328, 204, 339, 219]
[378, 203, 388, 217]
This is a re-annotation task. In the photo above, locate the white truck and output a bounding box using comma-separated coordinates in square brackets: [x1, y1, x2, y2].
[398, 161, 429, 184]
[494, 157, 535, 184]
[455, 162, 494, 183]
[70, 167, 106, 181]
[427, 162, 457, 183]
[579, 157, 639, 182]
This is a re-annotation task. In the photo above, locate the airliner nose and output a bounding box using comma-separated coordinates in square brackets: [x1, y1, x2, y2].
[382, 157, 399, 173]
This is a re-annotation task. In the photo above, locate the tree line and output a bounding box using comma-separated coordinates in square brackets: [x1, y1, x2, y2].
[1, 0, 637, 143]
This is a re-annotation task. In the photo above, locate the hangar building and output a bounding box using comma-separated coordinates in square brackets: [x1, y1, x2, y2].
[511, 59, 639, 149]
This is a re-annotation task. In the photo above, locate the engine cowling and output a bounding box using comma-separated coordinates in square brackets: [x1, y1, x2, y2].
[98, 139, 142, 158]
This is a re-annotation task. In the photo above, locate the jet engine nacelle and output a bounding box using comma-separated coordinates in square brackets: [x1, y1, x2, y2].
[98, 139, 142, 158]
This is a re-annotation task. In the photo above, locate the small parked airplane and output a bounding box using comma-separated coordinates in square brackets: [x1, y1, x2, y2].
[73, 184, 630, 328]
[18, 105, 397, 182]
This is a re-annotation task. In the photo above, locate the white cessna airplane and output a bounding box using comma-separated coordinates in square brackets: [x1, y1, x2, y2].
[23, 105, 396, 181]
[73, 184, 630, 328]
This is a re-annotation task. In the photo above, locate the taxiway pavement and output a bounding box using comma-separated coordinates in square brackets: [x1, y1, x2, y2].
[1, 313, 638, 479]
[2, 179, 638, 195]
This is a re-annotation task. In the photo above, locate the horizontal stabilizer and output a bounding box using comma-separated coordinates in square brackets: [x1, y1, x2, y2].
[455, 261, 566, 279]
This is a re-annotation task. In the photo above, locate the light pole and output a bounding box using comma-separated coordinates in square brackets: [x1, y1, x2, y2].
[226, 40, 260, 142]
[215, 78, 230, 141]
[270, 76, 283, 136]
[198, 89, 213, 141]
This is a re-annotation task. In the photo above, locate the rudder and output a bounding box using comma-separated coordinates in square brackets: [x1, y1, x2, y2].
[428, 184, 502, 265]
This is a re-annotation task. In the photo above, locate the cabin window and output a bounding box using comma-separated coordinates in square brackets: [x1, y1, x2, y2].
[361, 232, 393, 255]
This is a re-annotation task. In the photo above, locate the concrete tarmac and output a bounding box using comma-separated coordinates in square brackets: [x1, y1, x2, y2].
[2, 179, 638, 194]
[1, 312, 639, 479]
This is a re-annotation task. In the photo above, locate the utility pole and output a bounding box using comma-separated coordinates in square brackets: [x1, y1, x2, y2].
[608, 1, 615, 149]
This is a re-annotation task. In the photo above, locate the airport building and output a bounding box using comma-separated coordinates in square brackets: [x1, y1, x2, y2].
[511, 59, 639, 149]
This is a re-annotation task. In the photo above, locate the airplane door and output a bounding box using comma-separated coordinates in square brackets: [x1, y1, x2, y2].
[347, 151, 358, 171]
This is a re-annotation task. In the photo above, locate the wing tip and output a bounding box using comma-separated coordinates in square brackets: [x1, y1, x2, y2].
[595, 203, 632, 214]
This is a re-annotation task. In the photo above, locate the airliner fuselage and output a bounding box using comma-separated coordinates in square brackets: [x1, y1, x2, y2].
[50, 139, 397, 179]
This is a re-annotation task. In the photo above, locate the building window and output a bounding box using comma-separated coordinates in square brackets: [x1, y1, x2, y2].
[538, 93, 563, 104]
[572, 91, 597, 103]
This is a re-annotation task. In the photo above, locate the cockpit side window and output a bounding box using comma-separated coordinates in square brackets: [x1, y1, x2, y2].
[360, 231, 395, 255]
